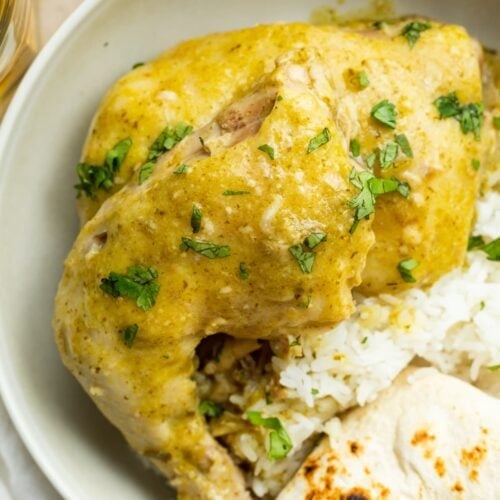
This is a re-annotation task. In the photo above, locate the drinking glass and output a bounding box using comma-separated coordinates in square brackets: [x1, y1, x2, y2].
[0, 0, 38, 115]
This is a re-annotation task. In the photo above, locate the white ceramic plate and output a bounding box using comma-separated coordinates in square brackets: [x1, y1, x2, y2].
[0, 0, 497, 498]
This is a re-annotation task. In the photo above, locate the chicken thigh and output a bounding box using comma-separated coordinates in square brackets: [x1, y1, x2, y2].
[55, 51, 373, 499]
[76, 21, 488, 293]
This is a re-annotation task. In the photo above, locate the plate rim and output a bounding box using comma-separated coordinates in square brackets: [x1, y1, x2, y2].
[0, 1, 101, 498]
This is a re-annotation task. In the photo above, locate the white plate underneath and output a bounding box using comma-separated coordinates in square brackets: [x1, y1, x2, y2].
[0, 0, 497, 499]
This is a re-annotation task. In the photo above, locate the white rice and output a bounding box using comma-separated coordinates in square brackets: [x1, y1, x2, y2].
[234, 191, 500, 497]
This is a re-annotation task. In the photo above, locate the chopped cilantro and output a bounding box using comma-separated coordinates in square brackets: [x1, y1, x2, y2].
[398, 258, 419, 283]
[290, 336, 301, 347]
[199, 400, 224, 418]
[304, 232, 327, 249]
[311, 388, 319, 395]
[138, 162, 155, 184]
[100, 266, 160, 312]
[471, 159, 481, 171]
[258, 144, 276, 160]
[122, 324, 138, 348]
[358, 71, 370, 88]
[75, 163, 112, 198]
[180, 237, 230, 259]
[434, 92, 484, 139]
[348, 169, 410, 232]
[75, 138, 132, 198]
[148, 122, 193, 162]
[379, 142, 399, 169]
[223, 190, 251, 196]
[365, 152, 377, 169]
[480, 300, 486, 310]
[401, 21, 431, 48]
[239, 262, 249, 280]
[468, 235, 485, 250]
[138, 122, 193, 182]
[174, 164, 189, 174]
[371, 100, 397, 129]
[288, 245, 315, 274]
[105, 138, 133, 174]
[481, 238, 500, 261]
[434, 92, 461, 118]
[350, 138, 361, 157]
[307, 128, 331, 153]
[487, 364, 500, 372]
[246, 411, 292, 460]
[191, 205, 202, 233]
[468, 235, 500, 260]
[395, 134, 413, 158]
[132, 62, 145, 69]
[276, 95, 284, 102]
[494, 116, 500, 129]
[361, 336, 368, 344]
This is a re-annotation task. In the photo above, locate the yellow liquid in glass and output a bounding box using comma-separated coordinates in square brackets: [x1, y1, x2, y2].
[0, 0, 38, 115]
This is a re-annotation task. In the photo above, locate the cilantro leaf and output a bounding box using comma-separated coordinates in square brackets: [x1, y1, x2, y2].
[239, 262, 249, 280]
[307, 128, 331, 153]
[75, 163, 113, 198]
[132, 62, 144, 69]
[304, 232, 327, 249]
[258, 144, 276, 160]
[481, 238, 500, 261]
[467, 234, 500, 261]
[348, 168, 410, 232]
[105, 138, 133, 174]
[398, 258, 419, 283]
[459, 103, 484, 139]
[401, 21, 431, 48]
[349, 138, 361, 157]
[434, 92, 461, 118]
[100, 266, 160, 311]
[138, 162, 155, 184]
[174, 164, 189, 175]
[121, 324, 138, 348]
[199, 400, 224, 418]
[365, 152, 377, 169]
[191, 205, 202, 234]
[371, 100, 397, 129]
[434, 92, 484, 139]
[288, 245, 315, 273]
[148, 122, 193, 162]
[358, 71, 370, 88]
[395, 134, 413, 158]
[471, 159, 480, 171]
[75, 138, 132, 198]
[487, 365, 500, 372]
[138, 123, 193, 182]
[468, 234, 485, 250]
[379, 142, 399, 169]
[494, 116, 500, 129]
[180, 237, 230, 259]
[246, 411, 293, 461]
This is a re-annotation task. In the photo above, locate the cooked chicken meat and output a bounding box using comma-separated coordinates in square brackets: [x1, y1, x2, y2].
[55, 18, 493, 500]
[55, 51, 373, 499]
[77, 20, 489, 293]
[278, 368, 500, 500]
